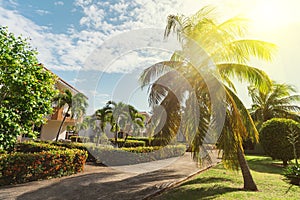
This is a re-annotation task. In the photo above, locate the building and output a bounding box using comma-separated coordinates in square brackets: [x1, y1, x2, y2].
[39, 68, 87, 141]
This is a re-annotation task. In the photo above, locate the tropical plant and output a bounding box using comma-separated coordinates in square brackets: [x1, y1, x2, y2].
[105, 101, 145, 144]
[140, 7, 276, 190]
[93, 106, 112, 145]
[248, 82, 300, 128]
[0, 26, 57, 150]
[53, 89, 88, 142]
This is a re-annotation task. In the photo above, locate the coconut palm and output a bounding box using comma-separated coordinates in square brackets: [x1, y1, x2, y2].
[106, 101, 146, 143]
[53, 89, 88, 142]
[140, 7, 276, 191]
[94, 106, 112, 145]
[249, 82, 300, 128]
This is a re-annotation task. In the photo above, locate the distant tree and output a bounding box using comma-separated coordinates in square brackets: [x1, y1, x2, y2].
[0, 26, 57, 150]
[53, 89, 88, 142]
[94, 106, 112, 145]
[105, 101, 145, 144]
[260, 118, 300, 166]
[249, 82, 300, 128]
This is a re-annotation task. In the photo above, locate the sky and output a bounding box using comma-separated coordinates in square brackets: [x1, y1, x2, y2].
[1, 0, 300, 114]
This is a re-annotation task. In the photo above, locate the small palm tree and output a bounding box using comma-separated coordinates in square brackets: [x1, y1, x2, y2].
[249, 82, 300, 128]
[106, 101, 145, 143]
[94, 106, 112, 145]
[53, 89, 88, 142]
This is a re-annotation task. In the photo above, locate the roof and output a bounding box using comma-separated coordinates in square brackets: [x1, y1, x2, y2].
[41, 64, 88, 99]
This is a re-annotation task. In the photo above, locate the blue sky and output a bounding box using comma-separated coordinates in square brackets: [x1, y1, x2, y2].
[1, 0, 300, 114]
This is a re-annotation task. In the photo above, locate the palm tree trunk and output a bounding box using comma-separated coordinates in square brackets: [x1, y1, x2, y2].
[55, 106, 70, 142]
[237, 147, 258, 191]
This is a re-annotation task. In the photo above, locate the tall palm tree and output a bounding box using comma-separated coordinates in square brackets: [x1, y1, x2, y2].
[249, 82, 300, 128]
[140, 7, 276, 191]
[53, 89, 88, 142]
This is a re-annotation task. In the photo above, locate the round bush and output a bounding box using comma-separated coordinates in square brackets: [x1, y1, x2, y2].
[260, 118, 300, 165]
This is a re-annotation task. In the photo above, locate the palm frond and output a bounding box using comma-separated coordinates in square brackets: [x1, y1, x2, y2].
[217, 63, 272, 90]
[139, 61, 183, 88]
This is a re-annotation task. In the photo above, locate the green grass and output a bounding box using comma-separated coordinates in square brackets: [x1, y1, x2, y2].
[154, 156, 300, 200]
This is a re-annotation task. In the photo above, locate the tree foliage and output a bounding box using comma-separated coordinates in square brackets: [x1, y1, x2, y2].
[249, 82, 300, 128]
[53, 89, 88, 142]
[260, 118, 300, 165]
[140, 6, 276, 190]
[0, 27, 57, 150]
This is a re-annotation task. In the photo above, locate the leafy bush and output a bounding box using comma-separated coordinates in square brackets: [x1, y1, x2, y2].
[89, 145, 186, 166]
[283, 164, 300, 185]
[27, 141, 95, 162]
[70, 136, 89, 143]
[13, 141, 63, 153]
[0, 27, 57, 151]
[0, 148, 87, 185]
[127, 137, 153, 146]
[260, 118, 300, 165]
[109, 139, 146, 148]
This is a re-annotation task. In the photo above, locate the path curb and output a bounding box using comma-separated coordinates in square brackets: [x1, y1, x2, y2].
[142, 161, 221, 200]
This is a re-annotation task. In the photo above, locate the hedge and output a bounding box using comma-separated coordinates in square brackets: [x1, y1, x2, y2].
[0, 148, 87, 185]
[127, 137, 153, 146]
[17, 141, 96, 162]
[89, 145, 186, 166]
[109, 139, 146, 148]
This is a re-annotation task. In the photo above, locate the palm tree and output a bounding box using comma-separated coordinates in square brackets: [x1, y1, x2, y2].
[249, 82, 300, 128]
[53, 89, 88, 142]
[140, 7, 276, 191]
[106, 101, 145, 144]
[94, 106, 112, 145]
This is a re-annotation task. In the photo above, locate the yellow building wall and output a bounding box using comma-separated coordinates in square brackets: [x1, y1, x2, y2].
[40, 120, 75, 141]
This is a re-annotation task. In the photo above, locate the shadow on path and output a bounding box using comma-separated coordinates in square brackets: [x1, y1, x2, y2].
[16, 169, 183, 200]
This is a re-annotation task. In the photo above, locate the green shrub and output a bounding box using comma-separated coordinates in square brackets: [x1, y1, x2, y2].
[70, 136, 89, 143]
[127, 137, 153, 146]
[260, 118, 300, 165]
[283, 164, 300, 185]
[89, 145, 186, 166]
[109, 139, 146, 148]
[29, 141, 95, 162]
[13, 141, 64, 153]
[0, 148, 87, 185]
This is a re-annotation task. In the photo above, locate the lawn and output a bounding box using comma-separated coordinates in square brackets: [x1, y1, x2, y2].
[154, 155, 300, 200]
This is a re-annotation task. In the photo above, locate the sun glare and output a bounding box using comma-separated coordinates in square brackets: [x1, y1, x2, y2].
[247, 0, 291, 31]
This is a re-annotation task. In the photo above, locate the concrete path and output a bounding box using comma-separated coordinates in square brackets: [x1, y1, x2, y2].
[0, 152, 219, 200]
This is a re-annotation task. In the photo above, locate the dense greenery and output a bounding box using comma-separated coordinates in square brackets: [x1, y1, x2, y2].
[0, 27, 57, 150]
[260, 118, 300, 165]
[0, 142, 87, 185]
[154, 156, 300, 200]
[249, 82, 300, 128]
[140, 7, 275, 190]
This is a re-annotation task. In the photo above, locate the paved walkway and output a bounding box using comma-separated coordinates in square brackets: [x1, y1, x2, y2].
[0, 152, 219, 200]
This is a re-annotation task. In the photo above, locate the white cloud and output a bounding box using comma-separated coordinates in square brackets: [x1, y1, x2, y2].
[54, 1, 64, 6]
[0, 0, 253, 73]
[36, 9, 51, 16]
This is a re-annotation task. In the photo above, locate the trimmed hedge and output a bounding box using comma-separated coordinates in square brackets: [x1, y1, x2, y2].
[0, 141, 88, 185]
[109, 139, 146, 148]
[19, 141, 96, 162]
[89, 145, 186, 166]
[127, 137, 153, 146]
[0, 148, 87, 185]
